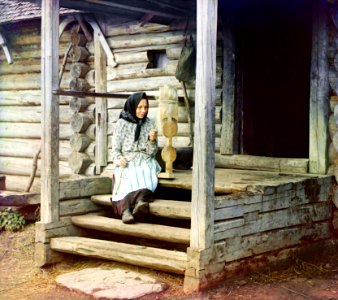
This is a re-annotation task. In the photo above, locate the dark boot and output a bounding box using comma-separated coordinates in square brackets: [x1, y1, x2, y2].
[132, 200, 149, 218]
[122, 209, 134, 224]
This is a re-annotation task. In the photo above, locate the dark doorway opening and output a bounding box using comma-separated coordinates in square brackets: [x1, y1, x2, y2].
[225, 0, 312, 158]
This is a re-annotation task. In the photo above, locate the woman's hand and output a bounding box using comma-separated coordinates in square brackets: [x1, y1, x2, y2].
[118, 157, 127, 168]
[149, 129, 157, 141]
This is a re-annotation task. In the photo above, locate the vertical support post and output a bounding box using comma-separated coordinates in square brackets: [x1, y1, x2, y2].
[190, 0, 218, 251]
[94, 27, 108, 174]
[220, 20, 236, 154]
[309, 1, 330, 174]
[40, 0, 60, 222]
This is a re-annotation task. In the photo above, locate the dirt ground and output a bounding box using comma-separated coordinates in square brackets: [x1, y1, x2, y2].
[1, 224, 338, 300]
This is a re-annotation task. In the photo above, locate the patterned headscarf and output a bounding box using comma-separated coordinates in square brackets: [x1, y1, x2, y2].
[119, 92, 148, 141]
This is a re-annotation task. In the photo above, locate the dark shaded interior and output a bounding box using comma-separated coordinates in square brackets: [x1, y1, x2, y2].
[221, 0, 313, 158]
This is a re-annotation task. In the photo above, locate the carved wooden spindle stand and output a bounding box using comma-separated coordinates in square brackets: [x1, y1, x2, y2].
[158, 85, 178, 179]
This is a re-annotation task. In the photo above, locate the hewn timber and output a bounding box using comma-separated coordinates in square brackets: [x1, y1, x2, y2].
[309, 1, 330, 174]
[40, 0, 60, 222]
[220, 21, 236, 155]
[59, 198, 103, 217]
[71, 215, 190, 245]
[94, 29, 108, 174]
[51, 236, 187, 274]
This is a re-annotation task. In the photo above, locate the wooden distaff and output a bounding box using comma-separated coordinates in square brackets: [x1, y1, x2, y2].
[158, 85, 178, 179]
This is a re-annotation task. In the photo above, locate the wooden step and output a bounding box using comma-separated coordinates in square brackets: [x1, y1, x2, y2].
[71, 215, 190, 244]
[91, 194, 191, 220]
[50, 236, 187, 274]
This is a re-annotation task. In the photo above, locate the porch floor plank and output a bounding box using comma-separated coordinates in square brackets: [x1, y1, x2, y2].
[50, 236, 187, 274]
[71, 214, 190, 244]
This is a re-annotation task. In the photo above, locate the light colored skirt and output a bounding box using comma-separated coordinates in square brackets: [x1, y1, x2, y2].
[112, 158, 161, 202]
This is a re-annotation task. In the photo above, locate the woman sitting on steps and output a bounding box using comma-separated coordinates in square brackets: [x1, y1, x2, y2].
[110, 92, 161, 224]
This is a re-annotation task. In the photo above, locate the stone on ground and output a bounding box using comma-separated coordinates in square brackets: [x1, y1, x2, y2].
[56, 267, 167, 299]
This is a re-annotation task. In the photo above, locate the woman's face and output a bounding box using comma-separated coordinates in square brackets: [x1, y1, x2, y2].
[136, 99, 148, 119]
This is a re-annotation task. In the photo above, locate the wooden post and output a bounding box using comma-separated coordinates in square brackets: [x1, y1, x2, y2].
[40, 0, 60, 222]
[94, 28, 108, 174]
[309, 1, 330, 174]
[190, 0, 217, 250]
[220, 20, 236, 154]
[184, 1, 218, 291]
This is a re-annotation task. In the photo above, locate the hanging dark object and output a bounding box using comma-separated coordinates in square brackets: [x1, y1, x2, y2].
[175, 35, 196, 83]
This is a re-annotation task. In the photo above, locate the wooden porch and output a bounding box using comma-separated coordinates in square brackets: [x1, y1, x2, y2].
[37, 168, 333, 276]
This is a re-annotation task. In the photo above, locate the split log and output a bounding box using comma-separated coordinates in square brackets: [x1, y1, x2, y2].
[68, 151, 92, 174]
[71, 33, 87, 46]
[215, 154, 309, 173]
[70, 112, 93, 133]
[0, 105, 72, 123]
[69, 97, 90, 112]
[70, 63, 90, 78]
[59, 176, 112, 200]
[69, 78, 91, 91]
[70, 133, 92, 151]
[0, 123, 72, 140]
[0, 90, 70, 106]
[107, 31, 185, 49]
[60, 198, 102, 217]
[70, 46, 90, 62]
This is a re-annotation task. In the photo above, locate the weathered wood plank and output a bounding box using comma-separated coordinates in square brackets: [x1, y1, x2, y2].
[71, 215, 190, 244]
[309, 1, 330, 174]
[94, 28, 108, 174]
[190, 0, 218, 250]
[59, 176, 112, 200]
[51, 236, 187, 274]
[60, 198, 103, 217]
[220, 21, 236, 155]
[0, 191, 40, 206]
[40, 0, 60, 222]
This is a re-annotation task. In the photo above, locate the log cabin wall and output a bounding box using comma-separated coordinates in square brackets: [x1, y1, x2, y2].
[0, 19, 76, 192]
[83, 20, 223, 174]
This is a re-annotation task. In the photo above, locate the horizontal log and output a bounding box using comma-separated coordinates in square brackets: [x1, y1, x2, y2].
[9, 30, 71, 46]
[5, 175, 41, 193]
[0, 59, 41, 75]
[70, 33, 87, 46]
[59, 176, 112, 200]
[107, 106, 221, 125]
[0, 72, 73, 90]
[0, 191, 40, 206]
[0, 138, 71, 161]
[69, 78, 92, 91]
[0, 90, 71, 106]
[105, 21, 173, 37]
[0, 156, 72, 177]
[107, 31, 185, 49]
[329, 114, 338, 139]
[111, 51, 149, 64]
[69, 97, 90, 112]
[70, 46, 90, 62]
[50, 236, 187, 274]
[60, 198, 102, 217]
[333, 131, 338, 152]
[330, 96, 338, 112]
[215, 154, 309, 173]
[0, 123, 72, 139]
[0, 105, 72, 123]
[107, 60, 177, 81]
[107, 75, 222, 93]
